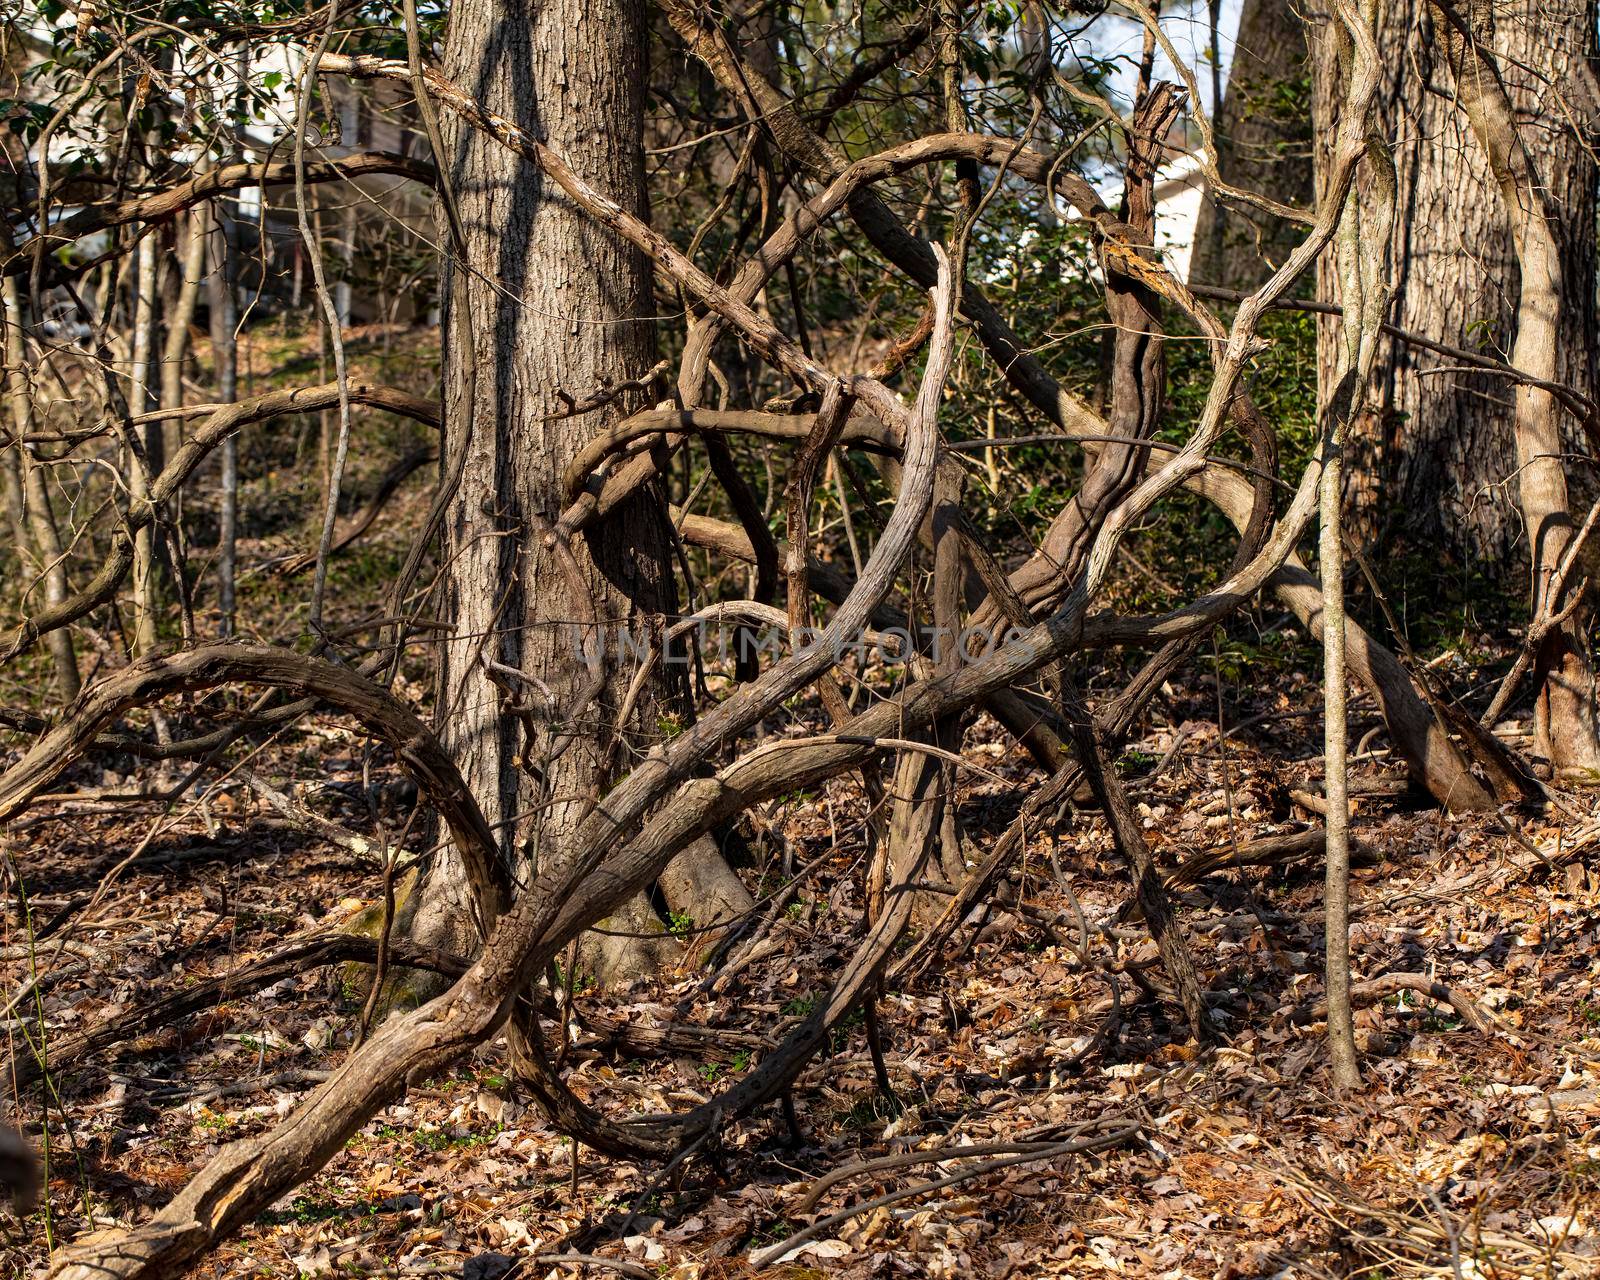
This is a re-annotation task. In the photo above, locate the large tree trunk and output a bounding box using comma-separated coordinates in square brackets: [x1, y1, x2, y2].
[1315, 0, 1598, 571]
[1189, 0, 1314, 290]
[1309, 0, 1600, 774]
[1426, 0, 1600, 776]
[406, 0, 747, 983]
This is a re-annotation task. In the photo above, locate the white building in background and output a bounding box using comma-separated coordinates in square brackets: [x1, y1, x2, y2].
[6, 17, 428, 330]
[1151, 152, 1208, 282]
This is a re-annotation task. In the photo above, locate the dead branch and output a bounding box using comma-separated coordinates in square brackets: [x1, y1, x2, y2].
[3, 152, 436, 280]
[2, 934, 467, 1097]
[1287, 972, 1499, 1035]
[1, 382, 438, 661]
[272, 445, 438, 578]
[1164, 827, 1378, 890]
[751, 1121, 1141, 1267]
[562, 407, 893, 506]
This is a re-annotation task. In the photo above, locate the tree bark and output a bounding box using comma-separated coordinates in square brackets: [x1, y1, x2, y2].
[1, 276, 80, 700]
[127, 232, 161, 656]
[206, 210, 239, 636]
[1314, 0, 1598, 571]
[1426, 0, 1600, 775]
[410, 0, 740, 981]
[1190, 0, 1314, 289]
[161, 203, 210, 428]
[1314, 0, 1399, 1091]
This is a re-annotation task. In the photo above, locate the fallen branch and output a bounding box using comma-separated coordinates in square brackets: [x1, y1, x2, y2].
[751, 1120, 1141, 1267]
[1163, 827, 1379, 890]
[271, 445, 439, 577]
[1287, 972, 1498, 1034]
[1, 934, 465, 1097]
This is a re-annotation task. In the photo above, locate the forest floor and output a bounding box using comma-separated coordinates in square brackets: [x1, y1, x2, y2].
[4, 326, 1600, 1278]
[4, 653, 1600, 1279]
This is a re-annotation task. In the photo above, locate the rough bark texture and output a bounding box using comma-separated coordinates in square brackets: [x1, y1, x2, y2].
[1427, 0, 1600, 775]
[411, 0, 684, 973]
[207, 211, 240, 635]
[647, 0, 1489, 812]
[1190, 0, 1314, 289]
[1314, 0, 1598, 569]
[1, 276, 80, 699]
[127, 232, 161, 657]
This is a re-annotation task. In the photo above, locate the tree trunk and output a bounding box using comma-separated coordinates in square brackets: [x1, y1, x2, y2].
[1426, 0, 1600, 776]
[207, 211, 240, 636]
[1, 276, 80, 701]
[128, 232, 161, 656]
[161, 203, 210, 426]
[1190, 0, 1314, 289]
[1314, 0, 1598, 571]
[408, 0, 747, 983]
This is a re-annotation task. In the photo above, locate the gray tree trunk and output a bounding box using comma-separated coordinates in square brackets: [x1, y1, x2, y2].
[408, 0, 747, 983]
[1, 277, 80, 701]
[206, 211, 239, 635]
[1190, 0, 1314, 290]
[1314, 0, 1598, 571]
